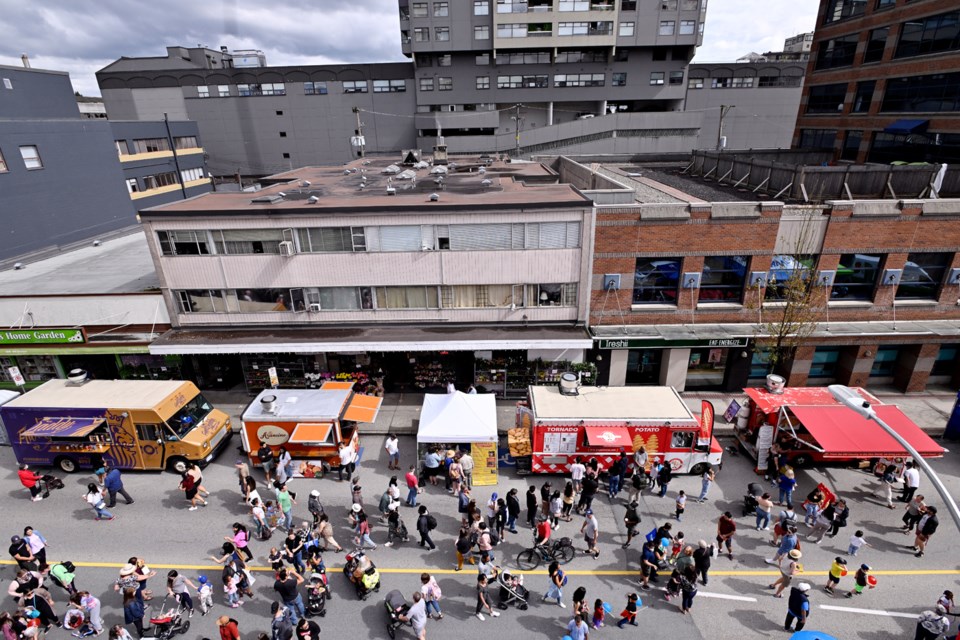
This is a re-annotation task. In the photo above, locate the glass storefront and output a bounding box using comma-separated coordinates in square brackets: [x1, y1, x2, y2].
[625, 349, 662, 385]
[685, 347, 730, 389]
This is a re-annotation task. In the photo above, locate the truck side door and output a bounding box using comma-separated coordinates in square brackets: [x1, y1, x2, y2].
[134, 423, 164, 469]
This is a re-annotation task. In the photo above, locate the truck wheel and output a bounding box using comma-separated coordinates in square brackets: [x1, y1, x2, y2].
[167, 457, 188, 474]
[55, 456, 78, 474]
[791, 454, 811, 468]
[690, 463, 710, 476]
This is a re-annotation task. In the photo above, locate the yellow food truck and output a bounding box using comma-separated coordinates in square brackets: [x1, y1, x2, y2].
[0, 377, 232, 473]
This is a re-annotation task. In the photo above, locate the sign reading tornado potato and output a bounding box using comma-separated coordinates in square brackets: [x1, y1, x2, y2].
[471, 441, 498, 486]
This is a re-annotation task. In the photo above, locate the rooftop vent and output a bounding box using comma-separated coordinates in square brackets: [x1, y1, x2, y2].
[261, 394, 278, 415]
[307, 195, 319, 204]
[250, 194, 285, 204]
[481, 179, 492, 187]
[428, 193, 440, 202]
[299, 180, 311, 187]
[66, 369, 89, 386]
[765, 374, 785, 394]
[558, 372, 579, 396]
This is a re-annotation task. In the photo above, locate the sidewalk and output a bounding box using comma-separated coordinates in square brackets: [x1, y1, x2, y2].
[203, 385, 957, 437]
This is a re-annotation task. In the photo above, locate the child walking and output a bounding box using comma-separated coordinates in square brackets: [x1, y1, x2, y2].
[675, 491, 686, 521]
[197, 576, 214, 615]
[591, 598, 605, 629]
[824, 557, 846, 594]
[223, 573, 241, 608]
[845, 564, 870, 598]
[616, 593, 640, 628]
[847, 530, 872, 557]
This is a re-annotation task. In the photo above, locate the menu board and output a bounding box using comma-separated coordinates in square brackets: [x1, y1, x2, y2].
[543, 431, 577, 454]
[472, 441, 499, 486]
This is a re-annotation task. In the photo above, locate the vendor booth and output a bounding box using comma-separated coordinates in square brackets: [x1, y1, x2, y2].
[417, 391, 499, 485]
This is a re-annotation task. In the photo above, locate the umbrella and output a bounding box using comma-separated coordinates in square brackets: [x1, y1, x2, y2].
[789, 632, 839, 640]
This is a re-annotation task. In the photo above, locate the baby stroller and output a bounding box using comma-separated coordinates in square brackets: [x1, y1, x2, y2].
[496, 570, 529, 610]
[305, 572, 327, 618]
[743, 482, 763, 517]
[384, 589, 411, 639]
[63, 608, 95, 638]
[148, 598, 191, 639]
[343, 549, 381, 600]
[41, 474, 65, 491]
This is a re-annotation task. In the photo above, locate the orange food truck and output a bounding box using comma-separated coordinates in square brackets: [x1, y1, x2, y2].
[510, 379, 722, 475]
[240, 382, 383, 470]
[732, 381, 945, 471]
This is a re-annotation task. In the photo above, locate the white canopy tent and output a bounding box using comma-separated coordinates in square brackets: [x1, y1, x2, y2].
[417, 391, 497, 444]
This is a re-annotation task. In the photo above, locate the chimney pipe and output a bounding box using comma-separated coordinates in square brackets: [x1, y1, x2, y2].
[21, 54, 31, 69]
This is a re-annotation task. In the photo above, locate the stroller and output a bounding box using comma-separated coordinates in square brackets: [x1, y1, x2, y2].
[147, 598, 191, 640]
[41, 474, 65, 491]
[343, 549, 381, 600]
[305, 572, 327, 618]
[384, 589, 411, 639]
[743, 482, 763, 517]
[496, 570, 529, 610]
[63, 608, 95, 638]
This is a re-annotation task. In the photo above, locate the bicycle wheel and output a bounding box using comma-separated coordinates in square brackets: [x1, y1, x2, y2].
[517, 549, 541, 571]
[555, 543, 575, 565]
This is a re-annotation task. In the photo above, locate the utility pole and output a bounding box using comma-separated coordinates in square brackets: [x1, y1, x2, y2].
[351, 107, 366, 158]
[512, 104, 523, 158]
[716, 104, 734, 151]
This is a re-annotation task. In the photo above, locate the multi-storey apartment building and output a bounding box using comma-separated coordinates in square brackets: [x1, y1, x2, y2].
[794, 0, 960, 164]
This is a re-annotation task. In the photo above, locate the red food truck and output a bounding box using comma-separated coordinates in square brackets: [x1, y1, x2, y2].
[240, 382, 383, 471]
[510, 381, 722, 475]
[732, 382, 945, 472]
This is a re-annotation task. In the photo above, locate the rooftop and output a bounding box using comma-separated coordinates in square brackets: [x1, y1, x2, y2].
[0, 231, 159, 295]
[141, 156, 588, 216]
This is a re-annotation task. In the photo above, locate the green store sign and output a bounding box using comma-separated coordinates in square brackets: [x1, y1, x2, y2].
[596, 337, 750, 349]
[0, 329, 86, 345]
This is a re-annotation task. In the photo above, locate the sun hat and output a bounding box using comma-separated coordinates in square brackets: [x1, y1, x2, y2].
[310, 490, 320, 497]
[351, 503, 362, 513]
[788, 549, 802, 560]
[120, 564, 136, 576]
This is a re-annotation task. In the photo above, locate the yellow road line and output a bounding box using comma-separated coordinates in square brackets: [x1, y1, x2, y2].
[4, 560, 956, 577]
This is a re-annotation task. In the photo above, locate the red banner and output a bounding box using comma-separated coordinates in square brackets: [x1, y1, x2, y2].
[700, 400, 715, 442]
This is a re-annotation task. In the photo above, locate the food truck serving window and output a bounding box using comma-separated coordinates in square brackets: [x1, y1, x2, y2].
[289, 423, 335, 445]
[21, 417, 106, 439]
[584, 426, 631, 448]
[168, 393, 214, 437]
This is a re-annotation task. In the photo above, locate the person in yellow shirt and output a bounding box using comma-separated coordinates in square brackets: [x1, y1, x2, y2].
[824, 556, 847, 594]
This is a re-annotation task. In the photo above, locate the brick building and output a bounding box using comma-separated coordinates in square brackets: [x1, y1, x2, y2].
[793, 0, 960, 163]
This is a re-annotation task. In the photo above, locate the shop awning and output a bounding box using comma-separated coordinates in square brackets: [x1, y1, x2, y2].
[884, 119, 929, 135]
[787, 405, 944, 459]
[584, 426, 631, 448]
[289, 423, 334, 444]
[342, 394, 383, 423]
[21, 417, 105, 439]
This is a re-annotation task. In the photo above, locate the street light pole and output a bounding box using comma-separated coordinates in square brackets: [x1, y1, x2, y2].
[828, 385, 960, 532]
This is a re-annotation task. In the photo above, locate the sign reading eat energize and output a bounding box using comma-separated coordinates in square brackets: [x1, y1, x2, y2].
[596, 337, 749, 349]
[0, 329, 86, 345]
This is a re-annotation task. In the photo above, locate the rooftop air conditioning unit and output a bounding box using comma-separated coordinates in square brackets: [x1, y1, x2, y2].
[279, 241, 296, 257]
[558, 372, 579, 396]
[308, 303, 322, 312]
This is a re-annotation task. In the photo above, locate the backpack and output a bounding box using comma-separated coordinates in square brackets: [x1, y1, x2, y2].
[259, 527, 273, 541]
[883, 470, 896, 484]
[557, 569, 568, 587]
[779, 510, 797, 529]
[458, 493, 470, 514]
[430, 580, 442, 600]
[426, 514, 438, 530]
[488, 528, 500, 546]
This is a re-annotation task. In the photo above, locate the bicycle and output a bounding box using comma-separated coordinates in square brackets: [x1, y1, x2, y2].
[516, 535, 575, 570]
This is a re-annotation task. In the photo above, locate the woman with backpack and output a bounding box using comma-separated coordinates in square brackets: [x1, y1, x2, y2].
[420, 572, 443, 620]
[544, 561, 566, 607]
[225, 523, 253, 563]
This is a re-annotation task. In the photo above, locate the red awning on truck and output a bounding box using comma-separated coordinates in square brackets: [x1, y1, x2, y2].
[584, 426, 631, 448]
[787, 405, 944, 459]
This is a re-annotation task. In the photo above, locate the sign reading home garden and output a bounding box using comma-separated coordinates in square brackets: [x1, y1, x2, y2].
[0, 329, 86, 345]
[596, 337, 749, 350]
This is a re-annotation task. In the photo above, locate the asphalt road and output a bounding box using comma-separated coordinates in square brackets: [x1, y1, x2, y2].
[2, 435, 958, 640]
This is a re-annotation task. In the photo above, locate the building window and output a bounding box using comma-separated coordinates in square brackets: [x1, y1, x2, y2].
[375, 287, 440, 309]
[438, 77, 453, 91]
[840, 130, 863, 160]
[414, 27, 430, 42]
[809, 347, 840, 379]
[554, 73, 605, 87]
[622, 0, 637, 8]
[476, 53, 490, 65]
[276, 110, 284, 116]
[669, 71, 684, 85]
[688, 77, 704, 89]
[530, 283, 577, 307]
[876, 0, 895, 8]
[797, 129, 837, 150]
[712, 77, 754, 88]
[896, 252, 951, 300]
[497, 23, 528, 38]
[437, 54, 452, 66]
[659, 21, 675, 36]
[833, 253, 881, 300]
[699, 256, 748, 302]
[932, 344, 959, 376]
[815, 34, 859, 70]
[177, 290, 232, 314]
[474, 0, 490, 15]
[619, 22, 635, 37]
[132, 138, 170, 154]
[650, 72, 665, 86]
[304, 81, 328, 95]
[764, 255, 814, 301]
[864, 27, 889, 63]
[435, 27, 450, 41]
[806, 83, 847, 114]
[434, 1, 449, 16]
[895, 10, 960, 59]
[343, 81, 368, 93]
[18, 145, 43, 169]
[633, 258, 680, 304]
[498, 75, 550, 89]
[509, 51, 554, 64]
[297, 227, 366, 253]
[476, 76, 490, 90]
[475, 25, 490, 39]
[759, 75, 804, 87]
[558, 22, 587, 36]
[114, 141, 129, 157]
[852, 81, 875, 113]
[612, 72, 627, 86]
[679, 20, 696, 35]
[197, 85, 210, 98]
[125, 178, 139, 193]
[282, 153, 290, 159]
[558, 0, 590, 9]
[823, 0, 866, 24]
[142, 172, 179, 190]
[881, 71, 960, 113]
[870, 346, 900, 377]
[174, 136, 198, 149]
[180, 167, 205, 183]
[373, 80, 407, 93]
[234, 289, 296, 313]
[279, 131, 287, 137]
[419, 78, 434, 91]
[236, 83, 284, 96]
[218, 85, 230, 97]
[158, 230, 210, 256]
[412, 2, 428, 17]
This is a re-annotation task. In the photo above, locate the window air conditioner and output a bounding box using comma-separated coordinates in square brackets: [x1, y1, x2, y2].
[308, 303, 322, 312]
[278, 241, 296, 256]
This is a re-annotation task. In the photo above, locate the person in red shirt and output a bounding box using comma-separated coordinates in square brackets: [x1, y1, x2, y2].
[18, 464, 47, 501]
[405, 465, 420, 507]
[535, 518, 552, 548]
[217, 616, 239, 640]
[716, 511, 737, 560]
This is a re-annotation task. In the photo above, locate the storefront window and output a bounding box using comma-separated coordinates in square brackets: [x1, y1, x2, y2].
[808, 346, 840, 379]
[0, 355, 58, 382]
[686, 348, 729, 389]
[833, 253, 881, 300]
[633, 258, 680, 304]
[896, 253, 950, 300]
[625, 349, 662, 385]
[375, 286, 440, 309]
[870, 346, 900, 377]
[699, 256, 748, 302]
[932, 344, 958, 376]
[749, 349, 772, 379]
[765, 255, 814, 301]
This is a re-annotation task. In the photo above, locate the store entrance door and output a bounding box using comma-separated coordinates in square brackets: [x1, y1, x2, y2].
[685, 348, 729, 390]
[625, 349, 662, 385]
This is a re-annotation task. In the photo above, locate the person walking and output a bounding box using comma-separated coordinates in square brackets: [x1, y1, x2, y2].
[178, 471, 206, 512]
[716, 511, 736, 560]
[270, 602, 294, 640]
[83, 483, 114, 521]
[385, 502, 408, 547]
[276, 483, 295, 531]
[656, 462, 672, 498]
[638, 540, 660, 591]
[768, 526, 799, 565]
[18, 464, 47, 502]
[337, 442, 356, 482]
[276, 447, 293, 486]
[543, 561, 566, 607]
[578, 472, 599, 514]
[122, 588, 147, 638]
[420, 572, 443, 620]
[693, 540, 712, 586]
[22, 527, 47, 567]
[698, 467, 716, 503]
[505, 488, 521, 534]
[525, 485, 538, 529]
[915, 605, 951, 640]
[581, 509, 600, 559]
[783, 582, 811, 632]
[398, 592, 427, 640]
[901, 495, 927, 533]
[166, 571, 196, 617]
[258, 441, 276, 486]
[768, 549, 802, 598]
[608, 456, 625, 499]
[316, 514, 343, 553]
[272, 568, 305, 626]
[353, 512, 377, 550]
[218, 616, 240, 640]
[756, 492, 774, 530]
[616, 593, 640, 628]
[458, 451, 474, 489]
[416, 506, 437, 550]
[911, 505, 939, 558]
[901, 460, 920, 503]
[675, 491, 687, 521]
[405, 466, 420, 507]
[104, 467, 134, 508]
[801, 486, 824, 527]
[845, 564, 871, 598]
[567, 613, 589, 640]
[777, 467, 796, 509]
[622, 501, 642, 548]
[385, 434, 400, 471]
[824, 556, 847, 594]
[448, 456, 462, 496]
[679, 567, 698, 614]
[475, 574, 500, 621]
[876, 462, 898, 509]
[454, 523, 476, 571]
[226, 523, 254, 563]
[570, 457, 586, 494]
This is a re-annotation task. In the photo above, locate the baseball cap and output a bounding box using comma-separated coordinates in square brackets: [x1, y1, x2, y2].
[797, 583, 811, 592]
[585, 509, 593, 516]
[10, 536, 21, 544]
[835, 557, 847, 565]
[310, 490, 320, 497]
[861, 563, 870, 571]
[198, 575, 208, 585]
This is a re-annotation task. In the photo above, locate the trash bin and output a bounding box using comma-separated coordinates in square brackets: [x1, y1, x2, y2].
[945, 391, 960, 441]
